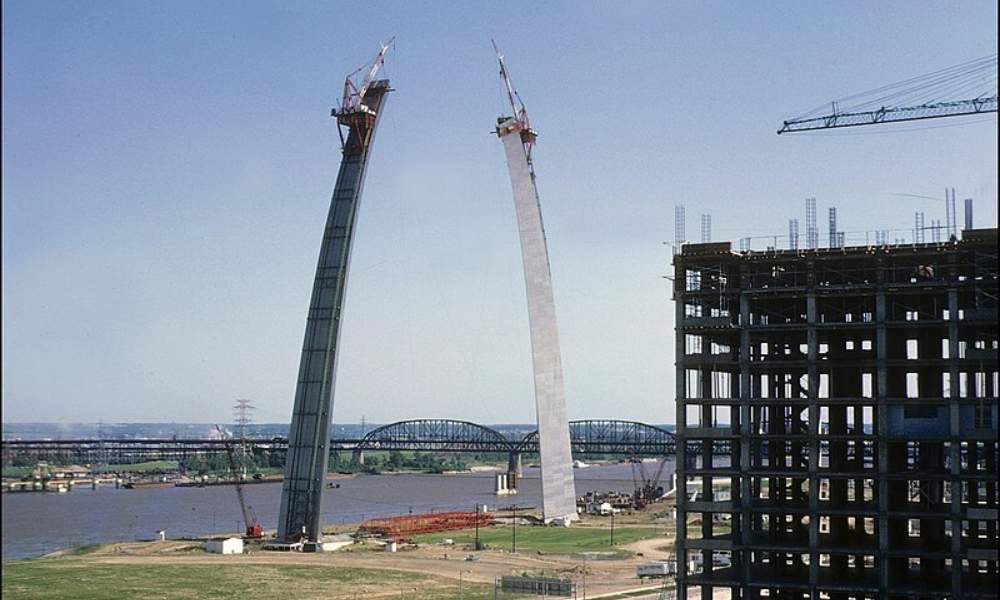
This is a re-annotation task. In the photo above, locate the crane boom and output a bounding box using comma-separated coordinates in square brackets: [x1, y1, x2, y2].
[778, 54, 997, 134]
[778, 96, 997, 134]
[492, 40, 534, 145]
[216, 426, 263, 538]
[338, 38, 393, 116]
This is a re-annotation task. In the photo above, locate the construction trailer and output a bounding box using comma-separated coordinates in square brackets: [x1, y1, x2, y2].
[673, 228, 998, 599]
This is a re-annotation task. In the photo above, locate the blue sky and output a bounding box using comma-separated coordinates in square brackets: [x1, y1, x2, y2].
[2, 1, 997, 424]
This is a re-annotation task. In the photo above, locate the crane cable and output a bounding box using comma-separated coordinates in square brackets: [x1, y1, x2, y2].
[791, 54, 998, 121]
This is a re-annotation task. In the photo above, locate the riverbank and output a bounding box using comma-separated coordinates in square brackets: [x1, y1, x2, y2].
[3, 512, 675, 600]
[2, 463, 661, 560]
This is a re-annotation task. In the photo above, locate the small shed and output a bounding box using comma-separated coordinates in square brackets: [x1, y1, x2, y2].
[203, 537, 244, 555]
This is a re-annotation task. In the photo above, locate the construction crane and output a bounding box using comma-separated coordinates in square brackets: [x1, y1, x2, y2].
[331, 38, 393, 151]
[337, 37, 393, 117]
[778, 54, 997, 134]
[216, 425, 263, 539]
[492, 39, 538, 153]
[630, 456, 669, 508]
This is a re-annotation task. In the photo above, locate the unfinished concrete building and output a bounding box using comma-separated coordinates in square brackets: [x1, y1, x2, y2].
[674, 228, 998, 600]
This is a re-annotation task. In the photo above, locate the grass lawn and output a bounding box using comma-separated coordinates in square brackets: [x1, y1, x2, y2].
[2, 558, 512, 600]
[415, 524, 663, 555]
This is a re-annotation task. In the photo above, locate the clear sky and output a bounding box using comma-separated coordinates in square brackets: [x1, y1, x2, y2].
[2, 1, 997, 425]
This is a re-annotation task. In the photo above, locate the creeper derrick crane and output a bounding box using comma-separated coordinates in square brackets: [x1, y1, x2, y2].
[492, 40, 537, 152]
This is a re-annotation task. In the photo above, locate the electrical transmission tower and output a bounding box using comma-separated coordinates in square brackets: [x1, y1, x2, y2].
[700, 214, 712, 243]
[233, 399, 255, 440]
[778, 54, 997, 133]
[233, 399, 256, 478]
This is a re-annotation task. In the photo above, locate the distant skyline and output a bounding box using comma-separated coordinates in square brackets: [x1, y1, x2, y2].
[2, 1, 997, 424]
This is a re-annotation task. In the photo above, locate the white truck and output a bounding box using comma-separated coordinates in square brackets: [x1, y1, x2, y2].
[637, 560, 677, 579]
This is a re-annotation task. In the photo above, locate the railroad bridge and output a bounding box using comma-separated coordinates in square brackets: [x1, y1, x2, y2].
[2, 419, 699, 466]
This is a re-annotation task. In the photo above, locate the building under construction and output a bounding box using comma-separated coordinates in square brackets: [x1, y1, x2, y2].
[674, 228, 998, 599]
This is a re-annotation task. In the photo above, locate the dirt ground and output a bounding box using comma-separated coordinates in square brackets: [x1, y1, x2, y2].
[77, 538, 669, 597]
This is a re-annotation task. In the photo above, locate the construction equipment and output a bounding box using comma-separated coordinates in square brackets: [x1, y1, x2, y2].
[630, 456, 669, 508]
[216, 426, 263, 538]
[778, 54, 997, 133]
[337, 38, 393, 117]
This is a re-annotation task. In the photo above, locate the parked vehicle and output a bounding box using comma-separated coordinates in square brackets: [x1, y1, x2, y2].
[637, 560, 677, 579]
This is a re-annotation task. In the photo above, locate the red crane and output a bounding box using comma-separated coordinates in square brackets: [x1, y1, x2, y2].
[216, 426, 263, 538]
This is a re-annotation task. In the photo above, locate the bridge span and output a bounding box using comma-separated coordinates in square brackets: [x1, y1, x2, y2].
[1, 419, 725, 466]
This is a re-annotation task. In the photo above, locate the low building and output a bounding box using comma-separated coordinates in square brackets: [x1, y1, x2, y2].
[203, 537, 243, 555]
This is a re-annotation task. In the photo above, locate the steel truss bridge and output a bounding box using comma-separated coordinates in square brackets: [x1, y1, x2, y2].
[1, 419, 702, 466]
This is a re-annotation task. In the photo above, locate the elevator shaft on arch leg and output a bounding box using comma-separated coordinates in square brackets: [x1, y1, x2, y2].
[277, 80, 390, 544]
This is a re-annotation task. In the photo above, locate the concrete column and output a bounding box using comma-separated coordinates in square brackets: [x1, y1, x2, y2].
[948, 287, 962, 598]
[806, 292, 819, 589]
[875, 282, 889, 596]
[739, 289, 753, 589]
[675, 259, 689, 600]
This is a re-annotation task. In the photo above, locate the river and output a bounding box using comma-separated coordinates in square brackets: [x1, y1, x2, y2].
[1, 461, 673, 560]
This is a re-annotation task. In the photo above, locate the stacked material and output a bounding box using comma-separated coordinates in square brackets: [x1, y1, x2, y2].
[358, 510, 494, 540]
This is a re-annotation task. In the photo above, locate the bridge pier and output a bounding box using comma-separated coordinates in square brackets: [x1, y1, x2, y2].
[507, 451, 522, 478]
[351, 449, 365, 467]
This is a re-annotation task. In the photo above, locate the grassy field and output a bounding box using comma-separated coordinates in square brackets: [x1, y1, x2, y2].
[415, 524, 662, 555]
[1, 558, 509, 600]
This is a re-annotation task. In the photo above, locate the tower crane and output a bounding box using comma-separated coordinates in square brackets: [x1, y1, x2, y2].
[778, 54, 997, 134]
[216, 425, 263, 539]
